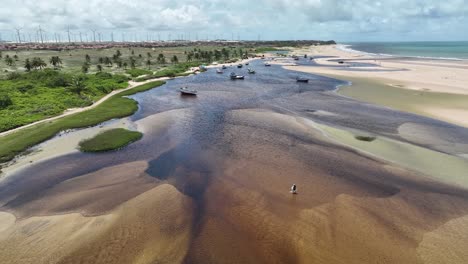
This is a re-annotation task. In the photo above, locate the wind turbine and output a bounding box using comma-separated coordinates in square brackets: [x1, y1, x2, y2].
[91, 29, 97, 42]
[66, 26, 72, 43]
[37, 26, 45, 44]
[14, 27, 22, 43]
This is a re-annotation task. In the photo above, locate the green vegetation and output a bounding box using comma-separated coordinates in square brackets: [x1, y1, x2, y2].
[79, 128, 143, 152]
[0, 80, 165, 163]
[254, 47, 281, 53]
[126, 68, 153, 77]
[0, 69, 129, 132]
[135, 62, 200, 82]
[355, 135, 377, 142]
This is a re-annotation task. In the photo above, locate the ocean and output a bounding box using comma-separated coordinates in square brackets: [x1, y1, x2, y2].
[342, 41, 468, 60]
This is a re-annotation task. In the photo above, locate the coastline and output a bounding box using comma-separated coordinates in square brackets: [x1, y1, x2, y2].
[283, 44, 468, 128]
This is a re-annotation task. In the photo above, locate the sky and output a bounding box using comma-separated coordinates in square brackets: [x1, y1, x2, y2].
[0, 0, 467, 42]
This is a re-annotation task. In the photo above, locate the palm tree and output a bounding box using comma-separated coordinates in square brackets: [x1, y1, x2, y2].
[24, 59, 32, 71]
[147, 52, 152, 58]
[31, 57, 47, 70]
[104, 57, 112, 67]
[81, 63, 90, 73]
[146, 59, 152, 69]
[98, 57, 104, 64]
[4, 57, 14, 66]
[70, 76, 86, 95]
[13, 55, 19, 61]
[123, 62, 128, 69]
[49, 56, 62, 69]
[130, 57, 136, 69]
[187, 53, 193, 62]
[85, 54, 91, 63]
[157, 53, 165, 64]
[170, 55, 178, 64]
[96, 64, 103, 72]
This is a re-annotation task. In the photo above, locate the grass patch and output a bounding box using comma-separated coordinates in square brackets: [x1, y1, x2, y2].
[126, 68, 153, 77]
[0, 69, 129, 132]
[254, 47, 280, 53]
[79, 128, 143, 152]
[355, 135, 376, 142]
[135, 62, 200, 82]
[0, 80, 165, 163]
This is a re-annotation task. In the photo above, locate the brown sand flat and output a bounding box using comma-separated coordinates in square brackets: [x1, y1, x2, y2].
[0, 184, 193, 264]
[178, 109, 468, 263]
[3, 161, 159, 218]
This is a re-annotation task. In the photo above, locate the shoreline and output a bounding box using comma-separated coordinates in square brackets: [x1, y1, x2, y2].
[283, 44, 468, 128]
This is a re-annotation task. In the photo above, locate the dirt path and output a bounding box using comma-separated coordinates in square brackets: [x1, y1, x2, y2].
[0, 77, 173, 137]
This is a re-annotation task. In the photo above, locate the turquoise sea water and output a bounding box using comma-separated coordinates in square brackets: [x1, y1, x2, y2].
[343, 41, 468, 60]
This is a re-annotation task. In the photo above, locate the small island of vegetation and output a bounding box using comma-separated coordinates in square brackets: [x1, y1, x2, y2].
[79, 128, 143, 152]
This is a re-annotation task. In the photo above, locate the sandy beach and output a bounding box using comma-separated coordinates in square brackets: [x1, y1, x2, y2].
[281, 45, 468, 128]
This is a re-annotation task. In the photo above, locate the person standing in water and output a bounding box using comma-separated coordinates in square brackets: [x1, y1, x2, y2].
[291, 184, 297, 194]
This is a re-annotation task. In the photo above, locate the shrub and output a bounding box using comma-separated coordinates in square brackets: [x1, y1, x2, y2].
[0, 94, 12, 109]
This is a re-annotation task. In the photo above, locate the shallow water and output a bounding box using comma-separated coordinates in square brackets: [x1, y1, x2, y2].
[2, 59, 468, 263]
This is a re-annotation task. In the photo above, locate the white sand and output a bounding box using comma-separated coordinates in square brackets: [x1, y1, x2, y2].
[286, 45, 468, 95]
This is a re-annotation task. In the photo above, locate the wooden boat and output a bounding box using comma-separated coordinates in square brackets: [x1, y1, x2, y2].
[216, 69, 223, 74]
[230, 72, 245, 80]
[237, 64, 243, 68]
[179, 87, 198, 95]
[296, 77, 309, 83]
[248, 68, 256, 74]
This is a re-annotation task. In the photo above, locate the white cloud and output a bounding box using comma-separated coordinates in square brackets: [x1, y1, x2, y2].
[0, 0, 467, 41]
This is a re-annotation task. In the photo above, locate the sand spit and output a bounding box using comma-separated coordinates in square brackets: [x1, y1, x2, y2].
[283, 45, 468, 129]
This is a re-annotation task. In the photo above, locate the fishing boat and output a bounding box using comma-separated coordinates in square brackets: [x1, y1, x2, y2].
[248, 68, 256, 74]
[230, 72, 245, 80]
[179, 87, 198, 96]
[264, 62, 271, 66]
[216, 69, 223, 74]
[237, 64, 243, 68]
[222, 65, 227, 69]
[245, 62, 249, 65]
[296, 77, 309, 83]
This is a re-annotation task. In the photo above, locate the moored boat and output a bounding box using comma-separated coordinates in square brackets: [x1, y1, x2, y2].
[296, 77, 309, 83]
[230, 72, 245, 80]
[222, 65, 227, 69]
[216, 69, 223, 74]
[237, 64, 243, 68]
[179, 87, 198, 95]
[264, 62, 271, 66]
[248, 68, 256, 74]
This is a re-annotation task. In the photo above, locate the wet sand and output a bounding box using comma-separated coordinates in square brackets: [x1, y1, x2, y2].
[282, 45, 468, 128]
[1, 59, 468, 263]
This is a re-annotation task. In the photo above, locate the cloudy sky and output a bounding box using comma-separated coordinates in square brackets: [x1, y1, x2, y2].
[0, 0, 467, 42]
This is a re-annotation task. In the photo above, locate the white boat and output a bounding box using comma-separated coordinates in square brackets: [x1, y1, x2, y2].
[179, 87, 198, 96]
[248, 68, 256, 74]
[264, 62, 271, 66]
[216, 69, 223, 74]
[230, 72, 245, 80]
